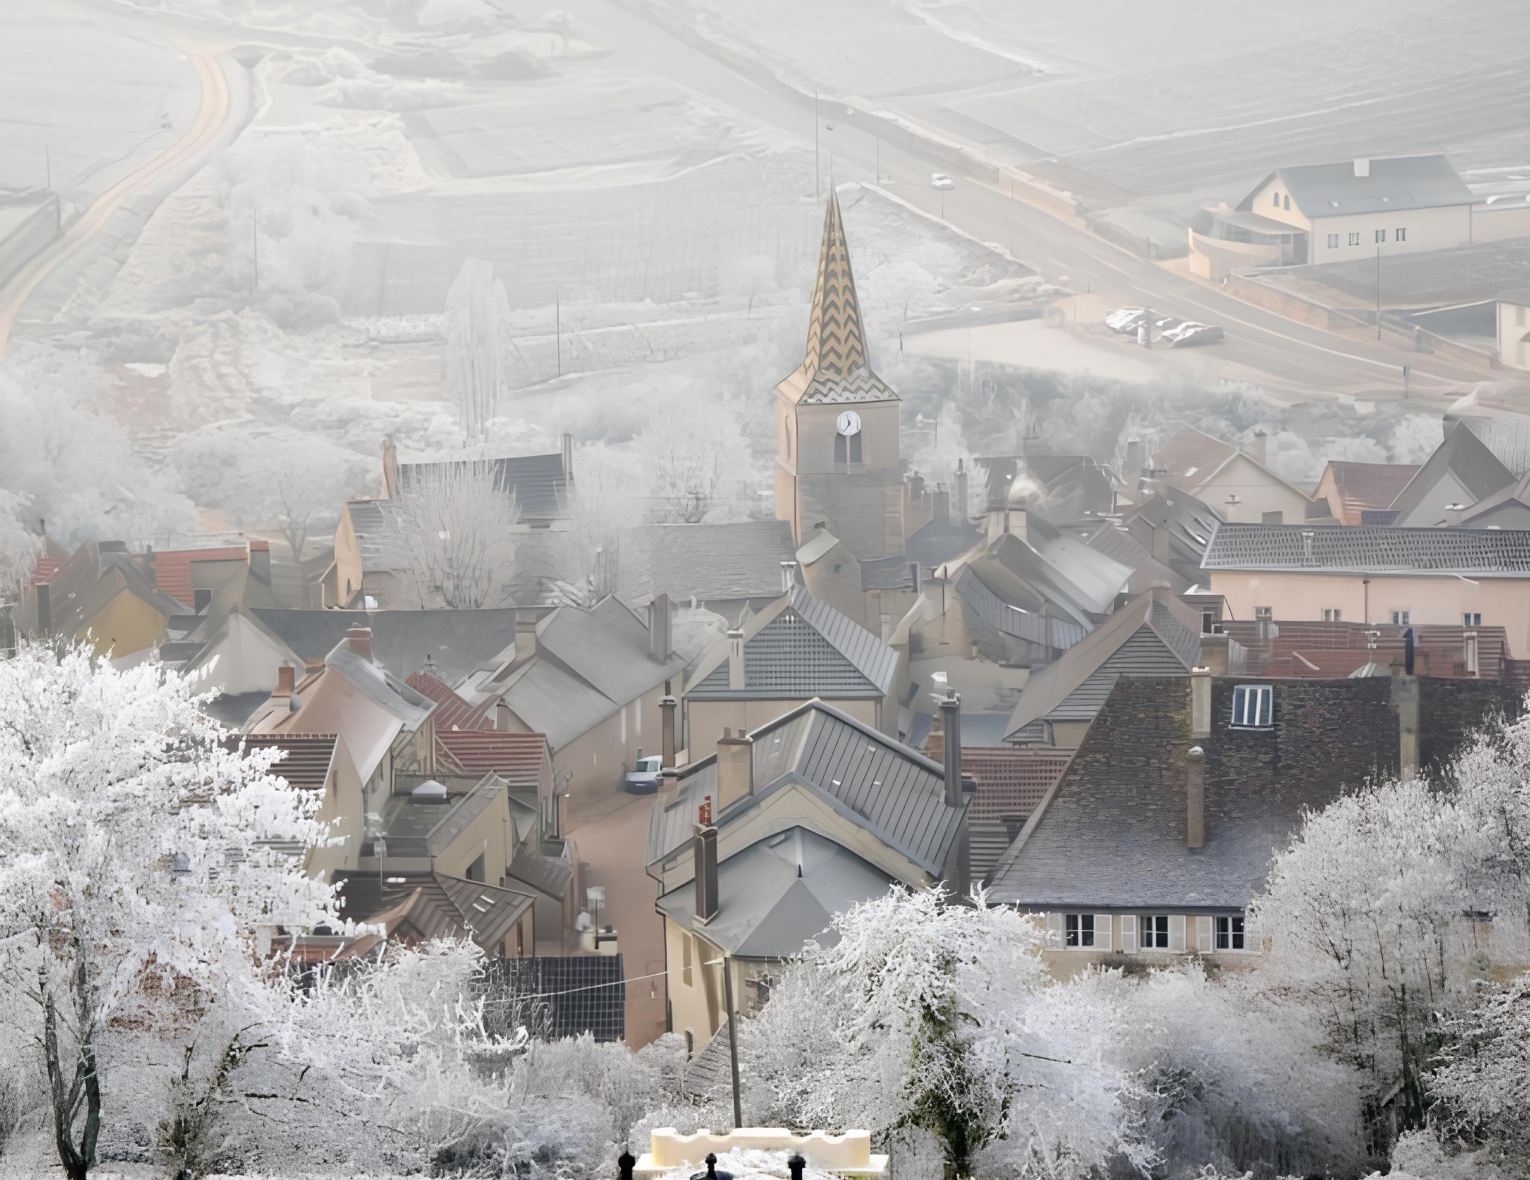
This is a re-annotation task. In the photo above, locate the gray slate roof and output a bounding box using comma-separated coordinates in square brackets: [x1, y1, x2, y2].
[1385, 426, 1514, 525]
[1240, 155, 1474, 217]
[379, 773, 505, 857]
[648, 701, 968, 879]
[1004, 588, 1201, 739]
[657, 827, 891, 959]
[687, 586, 896, 700]
[1201, 523, 1530, 576]
[616, 521, 797, 606]
[396, 452, 568, 521]
[250, 607, 522, 684]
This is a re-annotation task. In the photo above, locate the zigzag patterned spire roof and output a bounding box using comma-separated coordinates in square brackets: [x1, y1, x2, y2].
[777, 190, 898, 405]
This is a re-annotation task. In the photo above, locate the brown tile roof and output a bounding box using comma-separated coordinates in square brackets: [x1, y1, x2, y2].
[30, 556, 60, 586]
[406, 670, 496, 731]
[1219, 620, 1512, 680]
[436, 730, 549, 790]
[1322, 461, 1421, 523]
[959, 746, 1076, 881]
[153, 545, 248, 607]
[1152, 426, 1237, 487]
[228, 733, 339, 789]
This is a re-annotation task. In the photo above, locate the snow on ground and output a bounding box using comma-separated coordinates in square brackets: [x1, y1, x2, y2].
[0, 0, 200, 204]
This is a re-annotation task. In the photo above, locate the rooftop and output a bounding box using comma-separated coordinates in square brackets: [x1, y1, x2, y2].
[229, 733, 339, 789]
[395, 451, 568, 521]
[1201, 522, 1530, 576]
[1241, 155, 1474, 217]
[152, 545, 249, 608]
[617, 520, 797, 606]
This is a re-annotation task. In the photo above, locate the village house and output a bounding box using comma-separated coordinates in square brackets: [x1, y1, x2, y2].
[1151, 425, 1328, 526]
[988, 669, 1521, 973]
[1385, 425, 1513, 527]
[1200, 523, 1530, 652]
[1311, 460, 1421, 526]
[795, 526, 922, 634]
[682, 578, 901, 760]
[1499, 289, 1530, 372]
[646, 697, 974, 1048]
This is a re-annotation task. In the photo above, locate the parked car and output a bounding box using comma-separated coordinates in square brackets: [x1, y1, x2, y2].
[1163, 322, 1225, 347]
[930, 173, 955, 190]
[1105, 306, 1155, 334]
[624, 755, 664, 794]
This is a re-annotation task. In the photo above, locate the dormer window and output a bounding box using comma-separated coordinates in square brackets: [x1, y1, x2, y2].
[1231, 684, 1273, 729]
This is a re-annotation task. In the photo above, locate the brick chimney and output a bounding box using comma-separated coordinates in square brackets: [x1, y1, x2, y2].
[1186, 744, 1206, 849]
[248, 539, 272, 585]
[274, 663, 295, 697]
[726, 629, 745, 691]
[694, 822, 719, 924]
[1251, 429, 1269, 468]
[660, 689, 677, 768]
[716, 727, 753, 812]
[345, 625, 373, 662]
[515, 609, 538, 664]
[649, 593, 672, 661]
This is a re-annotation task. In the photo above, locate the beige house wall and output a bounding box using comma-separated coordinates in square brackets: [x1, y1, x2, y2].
[1034, 911, 1264, 979]
[1189, 455, 1313, 524]
[333, 506, 365, 607]
[665, 918, 776, 1048]
[549, 681, 674, 805]
[1308, 204, 1470, 264]
[1499, 299, 1530, 372]
[1207, 569, 1530, 651]
[87, 591, 168, 658]
[685, 697, 879, 762]
[431, 790, 517, 885]
[305, 745, 366, 879]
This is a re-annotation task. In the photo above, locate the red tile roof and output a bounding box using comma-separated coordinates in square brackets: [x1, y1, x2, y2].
[1322, 461, 1421, 524]
[227, 733, 340, 789]
[436, 731, 549, 790]
[153, 546, 248, 608]
[30, 557, 61, 586]
[959, 745, 1076, 881]
[406, 671, 497, 731]
[1220, 620, 1511, 680]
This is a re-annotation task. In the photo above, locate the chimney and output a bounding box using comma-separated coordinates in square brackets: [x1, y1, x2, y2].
[34, 583, 51, 635]
[1190, 667, 1211, 739]
[382, 436, 399, 498]
[345, 625, 373, 662]
[515, 609, 538, 663]
[660, 688, 677, 768]
[1392, 673, 1419, 780]
[248, 539, 272, 585]
[938, 690, 962, 807]
[780, 561, 798, 594]
[1353, 157, 1370, 178]
[1251, 429, 1269, 468]
[1126, 438, 1144, 477]
[1186, 744, 1206, 849]
[693, 823, 719, 924]
[716, 727, 754, 812]
[274, 662, 295, 698]
[726, 628, 745, 691]
[659, 766, 681, 806]
[1199, 632, 1230, 676]
[648, 593, 672, 661]
[955, 459, 969, 523]
[561, 431, 575, 484]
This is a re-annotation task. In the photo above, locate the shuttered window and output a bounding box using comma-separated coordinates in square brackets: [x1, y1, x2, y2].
[1064, 913, 1095, 948]
[1141, 914, 1170, 949]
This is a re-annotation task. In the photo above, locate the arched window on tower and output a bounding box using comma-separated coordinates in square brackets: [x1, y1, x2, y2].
[785, 422, 792, 461]
[835, 434, 847, 464]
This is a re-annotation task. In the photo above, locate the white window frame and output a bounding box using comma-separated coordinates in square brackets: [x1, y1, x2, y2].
[1464, 612, 1481, 626]
[1396, 227, 1406, 242]
[1140, 914, 1170, 949]
[1348, 231, 1361, 246]
[1326, 233, 1339, 249]
[1465, 632, 1480, 675]
[1254, 605, 1273, 621]
[1390, 609, 1411, 625]
[1064, 913, 1096, 948]
[1215, 915, 1247, 951]
[1375, 228, 1386, 243]
[1322, 607, 1342, 622]
[1230, 684, 1273, 729]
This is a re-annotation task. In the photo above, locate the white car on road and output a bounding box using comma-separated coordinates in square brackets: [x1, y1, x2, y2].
[930, 173, 955, 190]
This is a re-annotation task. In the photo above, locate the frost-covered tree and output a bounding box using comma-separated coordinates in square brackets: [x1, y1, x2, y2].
[0, 488, 41, 605]
[444, 257, 511, 439]
[0, 643, 336, 1180]
[1428, 971, 1530, 1170]
[394, 460, 520, 608]
[169, 426, 374, 560]
[746, 887, 1146, 1179]
[566, 442, 645, 597]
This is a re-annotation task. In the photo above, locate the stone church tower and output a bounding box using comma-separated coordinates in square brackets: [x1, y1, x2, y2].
[773, 192, 904, 560]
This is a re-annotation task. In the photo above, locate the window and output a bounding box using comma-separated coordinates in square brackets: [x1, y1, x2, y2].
[1254, 605, 1272, 621]
[1215, 915, 1246, 950]
[681, 933, 693, 987]
[1141, 915, 1170, 949]
[1322, 608, 1342, 622]
[836, 432, 863, 464]
[1283, 194, 1290, 211]
[1231, 684, 1274, 728]
[1391, 609, 1411, 625]
[465, 852, 485, 883]
[1065, 913, 1096, 948]
[1465, 633, 1480, 675]
[1396, 227, 1407, 242]
[1272, 192, 1279, 208]
[1348, 232, 1361, 246]
[850, 433, 862, 464]
[1375, 228, 1386, 243]
[1201, 608, 1217, 634]
[1464, 612, 1481, 626]
[1327, 233, 1339, 249]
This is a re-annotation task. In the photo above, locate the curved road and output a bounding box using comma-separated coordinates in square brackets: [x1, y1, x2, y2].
[0, 51, 231, 358]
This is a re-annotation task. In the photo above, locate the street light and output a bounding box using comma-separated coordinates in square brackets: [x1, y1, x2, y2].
[703, 956, 744, 1130]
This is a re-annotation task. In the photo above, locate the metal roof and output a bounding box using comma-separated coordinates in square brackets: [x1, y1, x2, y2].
[1386, 426, 1515, 525]
[616, 520, 797, 605]
[231, 733, 339, 790]
[656, 827, 892, 959]
[954, 565, 1089, 652]
[535, 600, 686, 705]
[503, 848, 573, 901]
[396, 451, 568, 521]
[647, 701, 968, 879]
[686, 586, 897, 700]
[436, 730, 550, 790]
[1240, 155, 1474, 218]
[251, 607, 522, 685]
[776, 191, 899, 406]
[336, 870, 535, 954]
[1201, 522, 1530, 576]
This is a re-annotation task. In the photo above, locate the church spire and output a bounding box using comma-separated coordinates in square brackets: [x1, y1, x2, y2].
[802, 190, 870, 379]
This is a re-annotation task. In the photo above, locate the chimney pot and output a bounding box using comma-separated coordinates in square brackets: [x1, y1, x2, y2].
[345, 625, 374, 662]
[648, 593, 672, 662]
[726, 628, 746, 691]
[275, 663, 295, 697]
[561, 432, 575, 485]
[937, 689, 970, 900]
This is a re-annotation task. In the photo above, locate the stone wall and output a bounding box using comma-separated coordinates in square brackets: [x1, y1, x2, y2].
[1418, 677, 1525, 775]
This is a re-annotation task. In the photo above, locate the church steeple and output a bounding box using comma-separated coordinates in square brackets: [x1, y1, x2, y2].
[777, 189, 898, 406]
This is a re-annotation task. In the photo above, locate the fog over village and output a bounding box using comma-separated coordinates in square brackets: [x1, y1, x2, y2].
[4, 2, 1530, 1178]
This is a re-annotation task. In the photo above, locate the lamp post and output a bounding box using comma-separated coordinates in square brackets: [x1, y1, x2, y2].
[706, 956, 744, 1129]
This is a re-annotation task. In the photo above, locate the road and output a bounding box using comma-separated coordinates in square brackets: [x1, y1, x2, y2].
[559, 0, 1490, 403]
[0, 51, 231, 358]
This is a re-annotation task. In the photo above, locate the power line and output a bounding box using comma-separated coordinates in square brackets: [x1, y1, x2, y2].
[482, 968, 666, 1005]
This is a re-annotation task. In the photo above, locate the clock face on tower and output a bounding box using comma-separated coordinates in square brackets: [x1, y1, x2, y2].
[835, 410, 862, 436]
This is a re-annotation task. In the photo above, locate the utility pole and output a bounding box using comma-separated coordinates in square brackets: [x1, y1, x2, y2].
[1375, 245, 1382, 341]
[709, 957, 742, 1130]
[814, 88, 820, 202]
[555, 289, 562, 377]
[251, 212, 258, 294]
